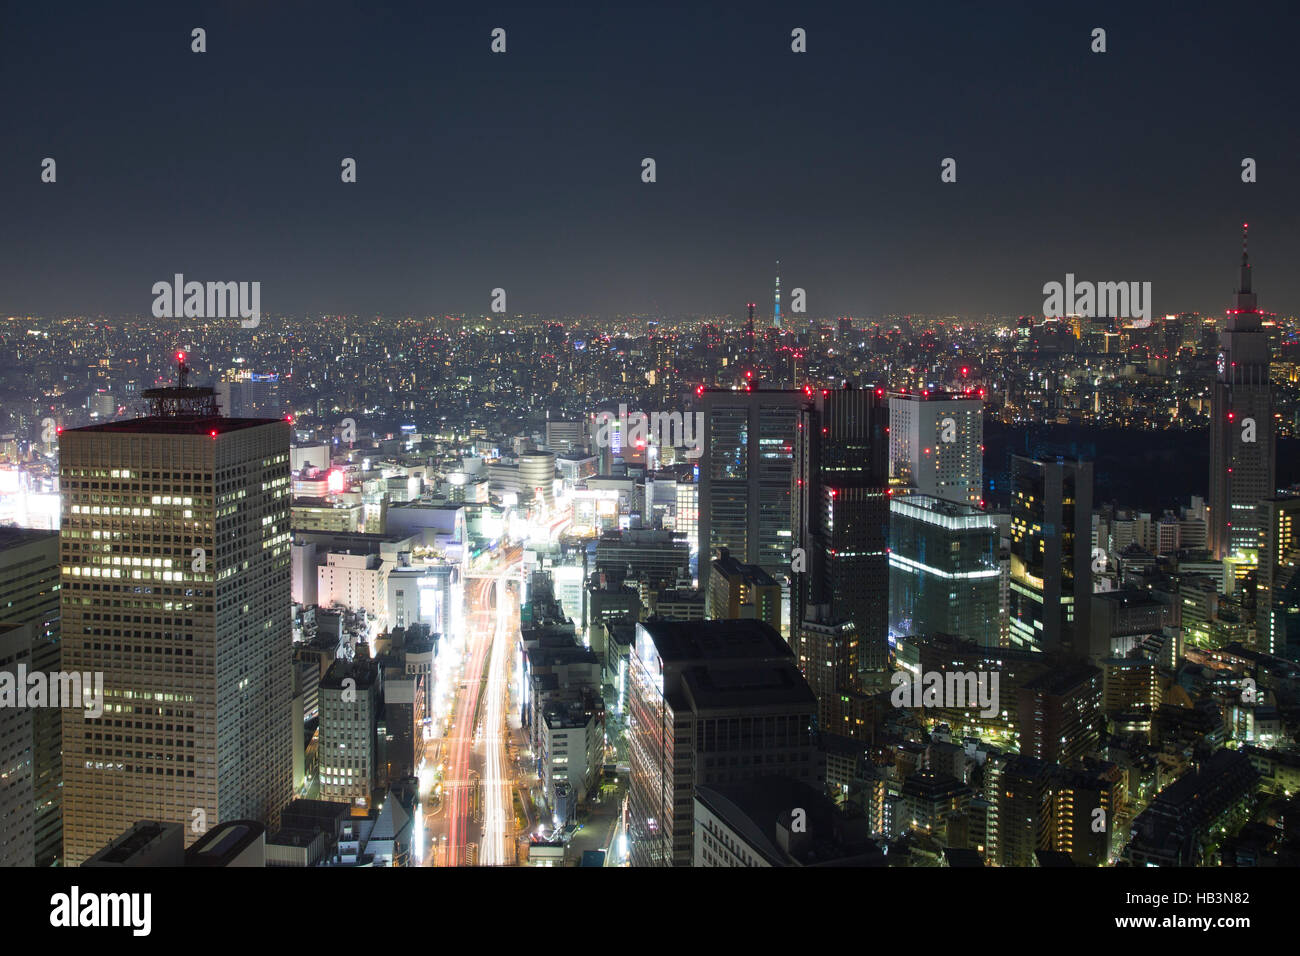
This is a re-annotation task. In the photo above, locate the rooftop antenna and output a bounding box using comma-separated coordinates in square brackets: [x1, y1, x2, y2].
[142, 349, 219, 418]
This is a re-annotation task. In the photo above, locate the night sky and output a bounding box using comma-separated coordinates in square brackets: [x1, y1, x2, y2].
[2, 0, 1297, 320]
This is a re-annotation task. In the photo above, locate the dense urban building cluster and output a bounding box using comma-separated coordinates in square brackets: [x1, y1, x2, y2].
[1, 238, 1299, 869]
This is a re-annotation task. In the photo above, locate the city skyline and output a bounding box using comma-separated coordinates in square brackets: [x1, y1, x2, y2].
[4, 0, 1300, 909]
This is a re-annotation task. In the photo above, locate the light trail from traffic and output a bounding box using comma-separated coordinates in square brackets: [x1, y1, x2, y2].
[444, 575, 494, 865]
[479, 574, 513, 865]
[437, 545, 523, 866]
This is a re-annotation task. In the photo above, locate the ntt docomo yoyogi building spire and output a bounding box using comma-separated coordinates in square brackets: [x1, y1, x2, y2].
[1208, 223, 1276, 561]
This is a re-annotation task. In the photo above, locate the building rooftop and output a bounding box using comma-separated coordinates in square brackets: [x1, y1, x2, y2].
[889, 390, 982, 403]
[67, 415, 283, 436]
[184, 820, 265, 866]
[711, 550, 778, 587]
[321, 658, 380, 691]
[1094, 589, 1167, 609]
[680, 662, 816, 712]
[697, 776, 880, 867]
[1023, 661, 1101, 695]
[638, 618, 793, 665]
[82, 820, 183, 866]
[0, 526, 56, 550]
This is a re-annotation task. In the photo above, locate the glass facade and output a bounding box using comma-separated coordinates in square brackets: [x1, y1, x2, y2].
[889, 495, 999, 647]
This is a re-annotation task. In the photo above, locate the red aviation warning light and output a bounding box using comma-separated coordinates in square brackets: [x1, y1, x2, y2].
[209, 429, 218, 439]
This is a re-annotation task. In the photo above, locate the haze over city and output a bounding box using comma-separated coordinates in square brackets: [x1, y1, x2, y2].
[3, 1, 1299, 319]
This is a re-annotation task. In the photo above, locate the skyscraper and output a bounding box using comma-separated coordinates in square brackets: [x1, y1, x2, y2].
[674, 478, 699, 567]
[773, 261, 781, 329]
[0, 528, 62, 865]
[698, 386, 802, 597]
[319, 656, 381, 811]
[997, 755, 1055, 867]
[59, 374, 293, 864]
[793, 384, 891, 673]
[0, 623, 36, 866]
[889, 494, 1000, 647]
[1209, 224, 1275, 560]
[626, 619, 821, 867]
[1007, 455, 1093, 654]
[1017, 662, 1102, 765]
[1255, 496, 1300, 657]
[888, 392, 984, 506]
[796, 607, 858, 731]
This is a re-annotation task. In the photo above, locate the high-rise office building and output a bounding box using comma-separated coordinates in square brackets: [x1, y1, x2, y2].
[543, 418, 584, 454]
[1255, 496, 1300, 656]
[1007, 456, 1093, 654]
[889, 494, 1000, 647]
[674, 478, 699, 567]
[0, 528, 62, 865]
[1209, 224, 1275, 560]
[627, 619, 821, 867]
[594, 529, 690, 590]
[707, 548, 781, 632]
[59, 377, 293, 865]
[0, 622, 36, 865]
[796, 606, 858, 731]
[590, 409, 621, 475]
[997, 755, 1055, 867]
[215, 370, 282, 419]
[1017, 662, 1102, 765]
[793, 385, 890, 674]
[319, 657, 381, 811]
[888, 392, 983, 506]
[698, 387, 802, 595]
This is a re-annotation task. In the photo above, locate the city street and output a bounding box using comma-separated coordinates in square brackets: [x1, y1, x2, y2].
[421, 547, 523, 866]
